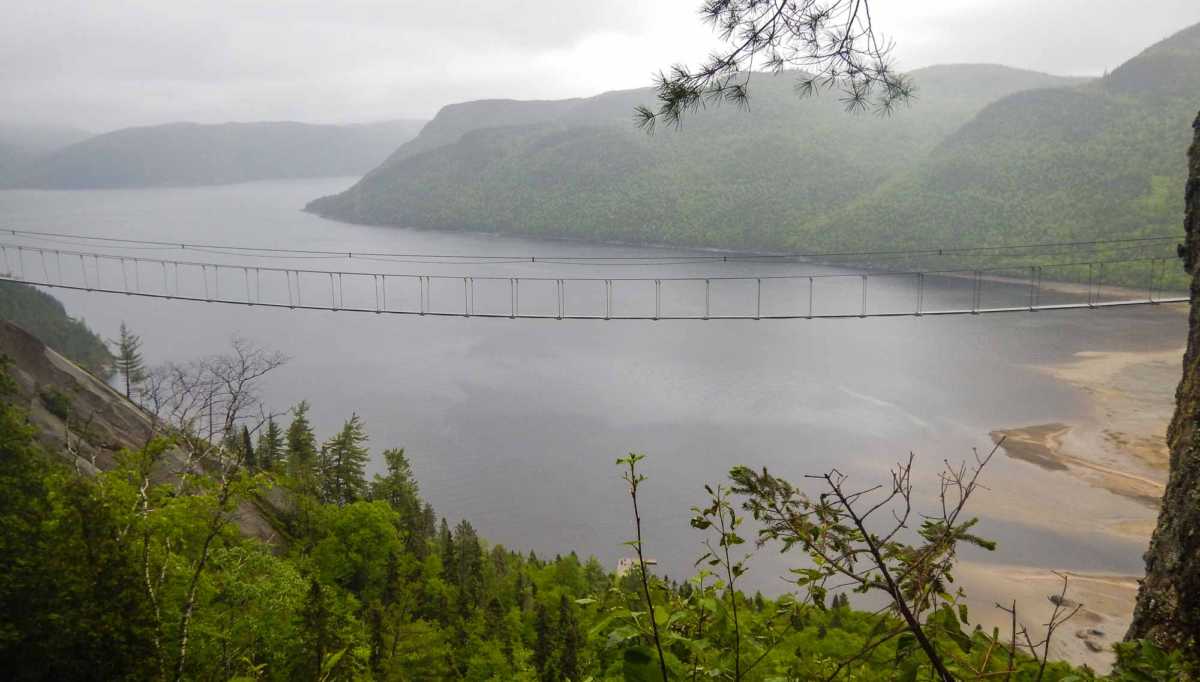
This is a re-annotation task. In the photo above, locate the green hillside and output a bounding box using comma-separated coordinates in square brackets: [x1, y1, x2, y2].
[803, 23, 1200, 281]
[307, 66, 1086, 250]
[0, 281, 112, 376]
[11, 119, 425, 189]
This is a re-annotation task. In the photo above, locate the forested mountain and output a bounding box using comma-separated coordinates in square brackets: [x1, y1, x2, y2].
[306, 65, 1085, 248]
[308, 23, 1199, 283]
[9, 119, 425, 189]
[0, 282, 111, 376]
[805, 22, 1200, 263]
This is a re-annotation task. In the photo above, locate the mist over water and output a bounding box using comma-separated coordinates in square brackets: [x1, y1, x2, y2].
[0, 178, 1183, 591]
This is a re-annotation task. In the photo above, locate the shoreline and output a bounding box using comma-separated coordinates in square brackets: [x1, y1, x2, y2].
[304, 212, 1187, 298]
[973, 336, 1183, 671]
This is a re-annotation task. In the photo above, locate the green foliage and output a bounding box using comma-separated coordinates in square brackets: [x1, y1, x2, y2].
[286, 401, 318, 474]
[112, 321, 146, 400]
[0, 281, 113, 376]
[319, 413, 370, 506]
[38, 385, 72, 420]
[256, 417, 284, 471]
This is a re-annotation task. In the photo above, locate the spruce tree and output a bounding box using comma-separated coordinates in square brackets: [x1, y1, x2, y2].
[558, 593, 580, 681]
[453, 519, 483, 611]
[371, 448, 421, 529]
[286, 401, 318, 473]
[300, 580, 331, 679]
[241, 425, 256, 470]
[439, 519, 455, 581]
[419, 504, 437, 541]
[111, 322, 145, 400]
[256, 418, 283, 471]
[320, 414, 370, 506]
[533, 601, 556, 681]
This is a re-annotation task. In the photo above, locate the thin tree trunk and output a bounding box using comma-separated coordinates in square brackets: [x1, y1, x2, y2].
[173, 479, 233, 681]
[1126, 112, 1200, 664]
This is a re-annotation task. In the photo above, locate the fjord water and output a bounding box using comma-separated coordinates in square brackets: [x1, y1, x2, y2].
[0, 178, 1184, 590]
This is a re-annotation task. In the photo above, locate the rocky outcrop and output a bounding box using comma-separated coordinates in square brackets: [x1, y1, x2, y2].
[0, 320, 285, 545]
[1126, 112, 1200, 664]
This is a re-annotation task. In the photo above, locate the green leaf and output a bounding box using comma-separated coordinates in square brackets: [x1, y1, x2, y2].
[897, 658, 920, 682]
[622, 646, 662, 682]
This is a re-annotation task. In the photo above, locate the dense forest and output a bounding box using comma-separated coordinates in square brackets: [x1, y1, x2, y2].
[6, 120, 425, 189]
[307, 23, 1200, 289]
[0, 281, 112, 375]
[0, 331, 1191, 680]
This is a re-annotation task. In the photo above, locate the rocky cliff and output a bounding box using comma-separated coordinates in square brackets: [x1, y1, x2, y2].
[0, 320, 283, 544]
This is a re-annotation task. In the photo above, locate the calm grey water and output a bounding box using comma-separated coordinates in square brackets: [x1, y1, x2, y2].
[0, 178, 1186, 590]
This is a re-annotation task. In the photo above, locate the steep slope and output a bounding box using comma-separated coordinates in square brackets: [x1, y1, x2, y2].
[0, 320, 282, 543]
[0, 282, 111, 376]
[307, 66, 1086, 250]
[12, 119, 425, 189]
[807, 23, 1200, 263]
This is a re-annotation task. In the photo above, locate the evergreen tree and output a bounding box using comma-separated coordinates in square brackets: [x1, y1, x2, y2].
[285, 401, 318, 471]
[319, 414, 370, 507]
[533, 601, 556, 681]
[419, 503, 437, 541]
[300, 580, 330, 680]
[241, 425, 256, 470]
[367, 601, 385, 675]
[453, 519, 483, 612]
[371, 448, 421, 529]
[111, 322, 145, 400]
[256, 418, 283, 471]
[559, 593, 581, 681]
[439, 519, 455, 581]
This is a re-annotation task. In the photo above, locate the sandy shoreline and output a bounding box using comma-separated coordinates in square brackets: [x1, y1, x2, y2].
[971, 336, 1183, 671]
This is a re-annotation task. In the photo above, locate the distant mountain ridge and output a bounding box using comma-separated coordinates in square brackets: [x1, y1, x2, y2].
[8, 119, 425, 189]
[307, 64, 1086, 250]
[0, 124, 91, 185]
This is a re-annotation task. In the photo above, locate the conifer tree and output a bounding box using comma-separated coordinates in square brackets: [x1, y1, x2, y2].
[111, 322, 145, 400]
[533, 601, 556, 681]
[256, 418, 283, 471]
[241, 425, 256, 470]
[300, 580, 331, 679]
[419, 504, 437, 540]
[453, 519, 483, 611]
[286, 401, 317, 473]
[558, 593, 581, 681]
[320, 414, 370, 507]
[439, 519, 455, 580]
[371, 448, 421, 528]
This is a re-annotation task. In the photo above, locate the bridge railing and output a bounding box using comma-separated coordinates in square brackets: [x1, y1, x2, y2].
[0, 243, 1187, 319]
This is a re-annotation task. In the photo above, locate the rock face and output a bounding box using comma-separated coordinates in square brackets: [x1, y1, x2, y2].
[1126, 112, 1200, 662]
[0, 320, 284, 544]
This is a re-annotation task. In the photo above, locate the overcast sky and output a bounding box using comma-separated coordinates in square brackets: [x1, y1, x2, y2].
[3, 0, 1198, 132]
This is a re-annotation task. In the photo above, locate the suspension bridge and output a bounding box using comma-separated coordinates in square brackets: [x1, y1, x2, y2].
[0, 232, 1189, 320]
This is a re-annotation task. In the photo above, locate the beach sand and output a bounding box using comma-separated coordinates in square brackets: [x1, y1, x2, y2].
[970, 340, 1183, 671]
